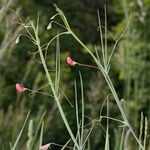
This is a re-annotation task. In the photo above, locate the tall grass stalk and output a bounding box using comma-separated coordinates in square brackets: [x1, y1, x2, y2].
[74, 79, 81, 145]
[74, 74, 94, 150]
[119, 127, 125, 150]
[104, 98, 109, 150]
[143, 117, 148, 149]
[79, 73, 94, 149]
[53, 6, 144, 149]
[80, 72, 85, 148]
[16, 20, 79, 149]
[32, 25, 79, 149]
[15, 5, 146, 149]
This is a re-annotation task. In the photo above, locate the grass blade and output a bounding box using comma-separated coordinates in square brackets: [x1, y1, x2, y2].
[12, 111, 30, 150]
[79, 72, 84, 147]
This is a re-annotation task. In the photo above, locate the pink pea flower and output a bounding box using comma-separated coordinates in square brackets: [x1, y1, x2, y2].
[40, 143, 50, 150]
[15, 83, 26, 92]
[66, 56, 77, 66]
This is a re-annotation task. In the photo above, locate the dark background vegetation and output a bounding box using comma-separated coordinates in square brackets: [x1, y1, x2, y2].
[0, 0, 149, 149]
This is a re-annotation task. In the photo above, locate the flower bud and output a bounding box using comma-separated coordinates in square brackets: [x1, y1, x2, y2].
[15, 83, 26, 92]
[66, 56, 77, 66]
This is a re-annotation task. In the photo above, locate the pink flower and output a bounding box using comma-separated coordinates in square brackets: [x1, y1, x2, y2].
[66, 56, 77, 66]
[40, 144, 50, 150]
[15, 83, 26, 92]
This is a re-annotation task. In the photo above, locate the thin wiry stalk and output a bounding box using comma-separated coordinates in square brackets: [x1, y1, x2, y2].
[100, 116, 125, 125]
[143, 117, 148, 149]
[61, 139, 71, 150]
[119, 127, 125, 150]
[97, 10, 105, 68]
[99, 95, 109, 119]
[30, 21, 79, 149]
[94, 45, 101, 63]
[74, 80, 81, 144]
[47, 20, 67, 30]
[79, 72, 85, 148]
[104, 98, 109, 150]
[139, 112, 144, 150]
[54, 6, 144, 149]
[73, 33, 144, 149]
[55, 34, 61, 96]
[104, 5, 108, 68]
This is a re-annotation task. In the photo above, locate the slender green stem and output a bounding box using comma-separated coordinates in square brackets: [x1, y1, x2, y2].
[101, 68, 144, 149]
[79, 72, 84, 147]
[119, 127, 125, 150]
[69, 29, 144, 150]
[97, 10, 106, 68]
[100, 116, 125, 125]
[104, 97, 109, 150]
[78, 63, 99, 70]
[74, 80, 81, 144]
[33, 26, 79, 149]
[77, 61, 142, 148]
[104, 5, 108, 68]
